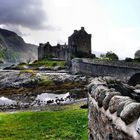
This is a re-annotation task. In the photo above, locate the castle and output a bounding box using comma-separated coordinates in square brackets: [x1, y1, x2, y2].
[38, 27, 92, 61]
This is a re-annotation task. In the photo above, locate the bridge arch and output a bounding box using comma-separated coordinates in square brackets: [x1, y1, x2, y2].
[128, 73, 140, 86]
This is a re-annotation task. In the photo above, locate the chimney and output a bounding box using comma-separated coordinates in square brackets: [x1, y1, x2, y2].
[81, 27, 85, 30]
[39, 43, 43, 46]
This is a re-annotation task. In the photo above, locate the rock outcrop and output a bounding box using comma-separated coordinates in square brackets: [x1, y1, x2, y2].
[0, 70, 88, 111]
[0, 70, 88, 98]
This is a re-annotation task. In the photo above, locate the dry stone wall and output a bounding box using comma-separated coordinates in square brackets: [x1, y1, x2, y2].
[88, 77, 140, 140]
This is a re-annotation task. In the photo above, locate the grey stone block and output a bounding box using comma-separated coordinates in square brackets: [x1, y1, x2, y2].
[120, 102, 140, 124]
[103, 92, 121, 110]
[109, 96, 130, 114]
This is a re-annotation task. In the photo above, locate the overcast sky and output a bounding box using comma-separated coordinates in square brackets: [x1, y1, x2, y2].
[0, 0, 140, 59]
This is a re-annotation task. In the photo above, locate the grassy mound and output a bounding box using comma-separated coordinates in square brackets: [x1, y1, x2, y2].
[14, 59, 66, 70]
[0, 103, 88, 140]
[30, 59, 66, 67]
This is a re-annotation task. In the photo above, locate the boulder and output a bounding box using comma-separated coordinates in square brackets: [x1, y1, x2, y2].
[90, 85, 107, 100]
[103, 91, 121, 110]
[109, 96, 130, 114]
[117, 99, 134, 117]
[108, 82, 134, 97]
[136, 117, 140, 134]
[120, 102, 140, 124]
[135, 84, 140, 89]
[103, 76, 119, 84]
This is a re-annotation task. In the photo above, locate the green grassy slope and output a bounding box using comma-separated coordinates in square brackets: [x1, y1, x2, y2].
[29, 59, 66, 68]
[0, 49, 19, 62]
[0, 103, 88, 140]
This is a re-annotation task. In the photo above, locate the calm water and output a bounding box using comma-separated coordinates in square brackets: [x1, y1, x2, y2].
[0, 63, 14, 69]
[32, 92, 71, 106]
[0, 92, 71, 106]
[0, 97, 17, 105]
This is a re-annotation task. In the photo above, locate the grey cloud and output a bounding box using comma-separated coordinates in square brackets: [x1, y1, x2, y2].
[1, 24, 30, 36]
[46, 25, 62, 31]
[0, 0, 47, 29]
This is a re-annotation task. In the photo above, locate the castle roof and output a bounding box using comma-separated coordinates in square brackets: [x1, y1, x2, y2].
[70, 27, 91, 38]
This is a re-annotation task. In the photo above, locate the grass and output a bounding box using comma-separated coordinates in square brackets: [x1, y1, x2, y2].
[38, 78, 55, 87]
[16, 59, 66, 70]
[20, 69, 36, 74]
[19, 70, 37, 78]
[0, 103, 88, 140]
[29, 59, 66, 68]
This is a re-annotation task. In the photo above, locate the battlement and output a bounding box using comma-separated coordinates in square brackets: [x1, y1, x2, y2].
[38, 42, 70, 61]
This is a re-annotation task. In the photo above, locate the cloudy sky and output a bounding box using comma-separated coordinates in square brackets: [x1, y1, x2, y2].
[0, 0, 140, 59]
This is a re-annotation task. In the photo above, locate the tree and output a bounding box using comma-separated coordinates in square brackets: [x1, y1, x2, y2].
[105, 51, 119, 61]
[125, 57, 133, 62]
[100, 54, 106, 59]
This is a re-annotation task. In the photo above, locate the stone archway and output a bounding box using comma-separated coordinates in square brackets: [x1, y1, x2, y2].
[128, 73, 140, 86]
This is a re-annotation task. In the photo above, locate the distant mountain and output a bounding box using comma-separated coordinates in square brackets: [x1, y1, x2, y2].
[0, 28, 37, 63]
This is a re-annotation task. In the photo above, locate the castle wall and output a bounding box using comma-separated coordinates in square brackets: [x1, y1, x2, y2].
[75, 34, 91, 54]
[79, 35, 91, 54]
[88, 77, 140, 140]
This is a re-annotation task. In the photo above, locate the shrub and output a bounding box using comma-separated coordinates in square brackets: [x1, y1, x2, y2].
[125, 57, 133, 62]
[106, 51, 119, 61]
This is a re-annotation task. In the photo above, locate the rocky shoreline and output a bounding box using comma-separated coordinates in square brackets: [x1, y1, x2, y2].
[2, 63, 140, 112]
[0, 69, 89, 111]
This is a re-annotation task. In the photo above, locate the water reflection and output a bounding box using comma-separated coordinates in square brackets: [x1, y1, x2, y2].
[0, 63, 15, 69]
[32, 92, 71, 106]
[0, 96, 17, 105]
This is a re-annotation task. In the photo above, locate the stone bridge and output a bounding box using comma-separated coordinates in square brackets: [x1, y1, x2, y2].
[71, 58, 140, 82]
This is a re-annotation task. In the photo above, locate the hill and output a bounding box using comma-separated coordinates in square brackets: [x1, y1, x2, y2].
[0, 28, 37, 62]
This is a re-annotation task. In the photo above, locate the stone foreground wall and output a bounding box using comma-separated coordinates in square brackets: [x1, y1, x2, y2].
[88, 77, 140, 140]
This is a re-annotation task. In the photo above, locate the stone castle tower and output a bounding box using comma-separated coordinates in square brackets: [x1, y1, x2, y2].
[38, 27, 92, 60]
[68, 27, 91, 57]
